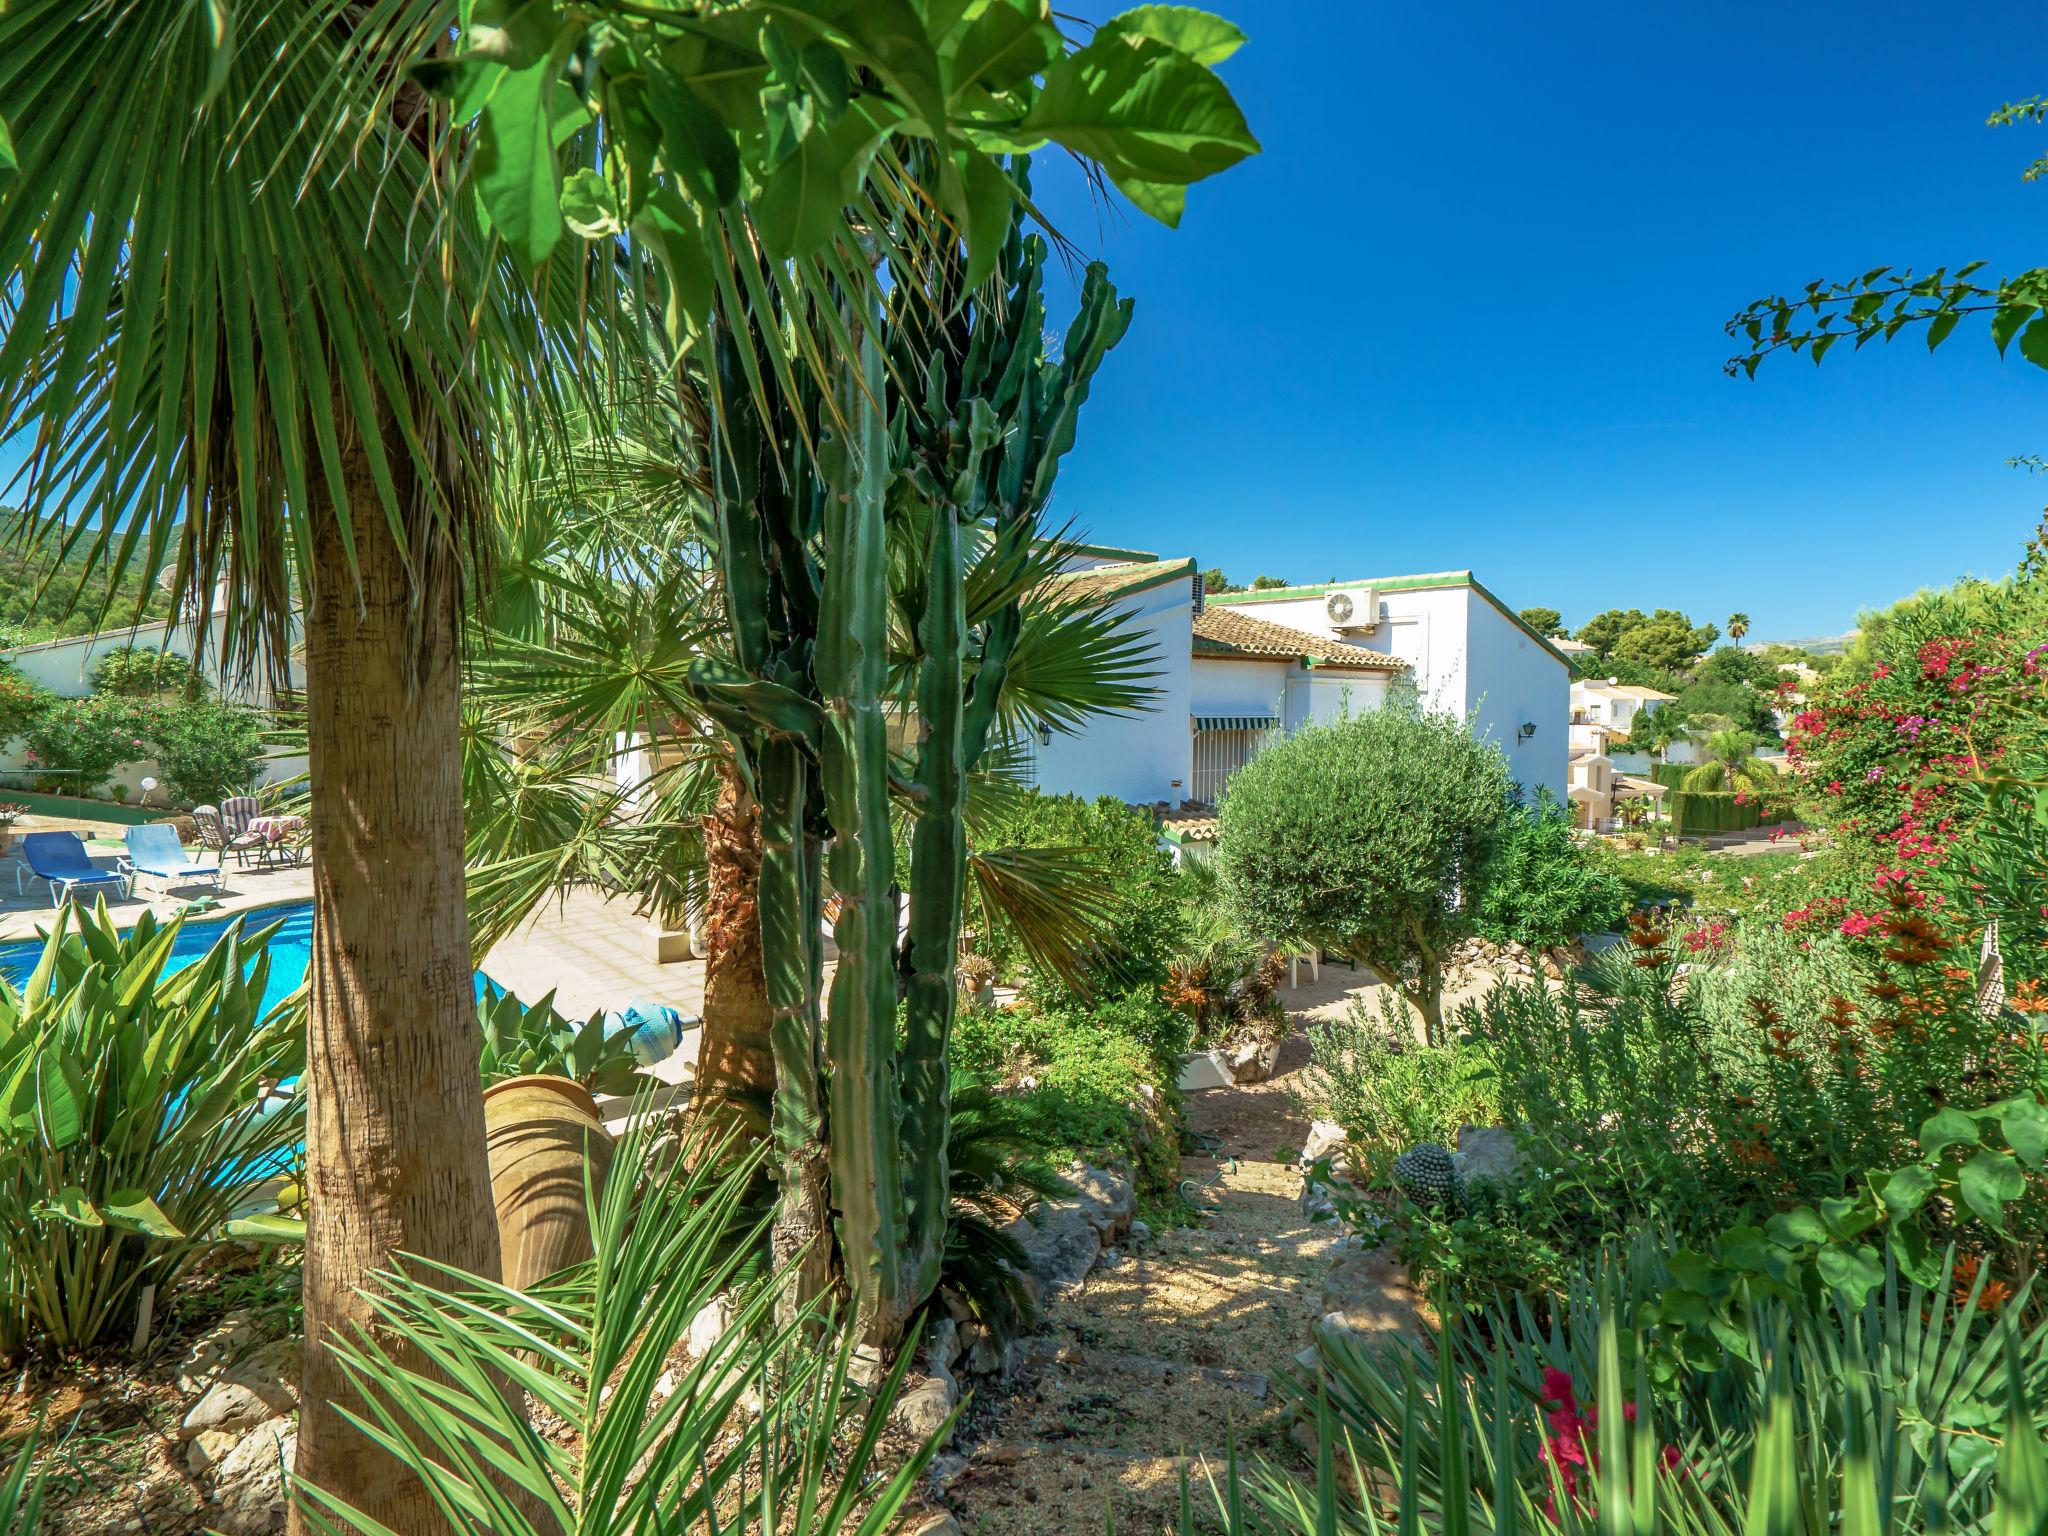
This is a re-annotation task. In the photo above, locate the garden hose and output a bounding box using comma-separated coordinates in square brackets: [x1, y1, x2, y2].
[1178, 1128, 1237, 1213]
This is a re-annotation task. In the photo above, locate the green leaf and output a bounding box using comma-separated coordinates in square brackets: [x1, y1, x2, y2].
[1716, 1224, 1773, 1272]
[632, 189, 715, 343]
[0, 112, 14, 183]
[1101, 6, 1246, 64]
[1818, 1194, 1877, 1240]
[103, 1189, 185, 1239]
[1991, 303, 2035, 355]
[1926, 307, 1961, 350]
[1766, 1206, 1829, 1248]
[1117, 176, 1187, 226]
[943, 0, 1062, 97]
[32, 1187, 104, 1228]
[751, 100, 901, 257]
[2019, 316, 2048, 371]
[1958, 1149, 2025, 1229]
[2001, 1097, 2048, 1167]
[954, 143, 1016, 287]
[1815, 1241, 1885, 1302]
[643, 62, 741, 206]
[1890, 1222, 1940, 1287]
[559, 168, 622, 238]
[1018, 30, 1258, 189]
[197, 0, 236, 108]
[34, 1051, 87, 1150]
[224, 1213, 307, 1244]
[1881, 1163, 1938, 1220]
[474, 51, 587, 267]
[1920, 1107, 1981, 1156]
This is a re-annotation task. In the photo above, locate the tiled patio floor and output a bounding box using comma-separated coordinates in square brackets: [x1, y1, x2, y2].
[0, 842, 711, 1075]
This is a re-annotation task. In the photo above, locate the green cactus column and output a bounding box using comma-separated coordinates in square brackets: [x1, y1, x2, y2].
[814, 324, 909, 1338]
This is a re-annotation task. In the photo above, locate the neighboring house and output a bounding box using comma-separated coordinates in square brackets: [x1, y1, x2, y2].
[1553, 635, 1595, 658]
[1566, 749, 1670, 831]
[1202, 572, 1570, 804]
[1028, 548, 1199, 806]
[1187, 606, 1406, 801]
[1570, 678, 1673, 740]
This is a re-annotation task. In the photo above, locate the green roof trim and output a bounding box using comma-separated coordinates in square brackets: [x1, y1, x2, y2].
[1068, 541, 1160, 562]
[1072, 556, 1196, 603]
[1209, 571, 1570, 668]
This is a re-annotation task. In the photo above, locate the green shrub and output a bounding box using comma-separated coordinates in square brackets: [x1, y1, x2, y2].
[0, 906, 304, 1355]
[1308, 993, 1497, 1153]
[20, 695, 150, 792]
[140, 697, 266, 805]
[0, 665, 52, 740]
[971, 790, 1184, 1005]
[1217, 692, 1512, 1041]
[953, 990, 1184, 1196]
[1476, 791, 1628, 947]
[89, 645, 199, 698]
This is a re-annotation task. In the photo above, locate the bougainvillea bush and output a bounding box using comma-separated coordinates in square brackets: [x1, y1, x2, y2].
[1785, 526, 2048, 988]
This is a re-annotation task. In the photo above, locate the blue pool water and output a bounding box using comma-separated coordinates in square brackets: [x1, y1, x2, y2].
[0, 900, 496, 1013]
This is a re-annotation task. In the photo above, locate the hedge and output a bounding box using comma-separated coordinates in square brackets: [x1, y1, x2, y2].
[1669, 788, 1784, 838]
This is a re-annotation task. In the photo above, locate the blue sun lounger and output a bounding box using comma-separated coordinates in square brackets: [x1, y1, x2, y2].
[19, 831, 132, 907]
[121, 823, 226, 898]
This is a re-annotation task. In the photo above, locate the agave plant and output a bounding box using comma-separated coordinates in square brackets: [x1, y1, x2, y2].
[476, 987, 647, 1098]
[0, 906, 303, 1354]
[293, 1119, 945, 1536]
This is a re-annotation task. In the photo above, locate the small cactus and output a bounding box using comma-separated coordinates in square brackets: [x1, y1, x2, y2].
[1393, 1142, 1461, 1210]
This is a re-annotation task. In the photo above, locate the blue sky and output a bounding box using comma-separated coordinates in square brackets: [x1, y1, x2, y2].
[1028, 0, 2048, 644]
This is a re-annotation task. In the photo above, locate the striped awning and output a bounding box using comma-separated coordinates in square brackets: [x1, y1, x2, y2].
[1191, 714, 1278, 733]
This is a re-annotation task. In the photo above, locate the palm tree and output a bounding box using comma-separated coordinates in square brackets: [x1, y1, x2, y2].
[1680, 728, 1780, 797]
[0, 10, 606, 1526]
[1727, 612, 1752, 645]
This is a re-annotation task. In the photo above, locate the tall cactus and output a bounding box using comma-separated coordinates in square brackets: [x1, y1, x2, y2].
[697, 164, 1133, 1344]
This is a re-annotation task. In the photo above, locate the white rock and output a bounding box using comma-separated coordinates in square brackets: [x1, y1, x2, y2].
[1069, 1166, 1136, 1237]
[687, 1295, 735, 1360]
[185, 1428, 240, 1477]
[1226, 1037, 1281, 1084]
[1453, 1125, 1526, 1194]
[1299, 1120, 1349, 1168]
[208, 1417, 295, 1535]
[181, 1340, 299, 1439]
[924, 1315, 961, 1373]
[176, 1317, 257, 1396]
[904, 1514, 963, 1536]
[1175, 1049, 1235, 1093]
[890, 1372, 959, 1442]
[1128, 1220, 1152, 1245]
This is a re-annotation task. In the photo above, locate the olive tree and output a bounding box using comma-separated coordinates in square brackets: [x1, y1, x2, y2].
[1214, 697, 1511, 1042]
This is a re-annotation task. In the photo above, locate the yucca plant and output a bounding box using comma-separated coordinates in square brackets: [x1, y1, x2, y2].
[0, 905, 303, 1355]
[1259, 1232, 2048, 1536]
[1201, 1314, 2048, 1536]
[294, 1118, 945, 1536]
[0, 1421, 43, 1536]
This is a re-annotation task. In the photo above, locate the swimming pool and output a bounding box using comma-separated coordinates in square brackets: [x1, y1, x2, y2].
[0, 900, 497, 1014]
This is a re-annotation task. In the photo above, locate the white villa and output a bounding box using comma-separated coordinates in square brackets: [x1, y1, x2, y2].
[1568, 678, 1673, 748]
[1029, 548, 1572, 839]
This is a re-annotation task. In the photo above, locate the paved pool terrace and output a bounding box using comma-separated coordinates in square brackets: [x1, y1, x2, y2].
[0, 833, 707, 1100]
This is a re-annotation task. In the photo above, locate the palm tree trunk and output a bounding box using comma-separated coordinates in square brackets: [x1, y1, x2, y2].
[289, 438, 499, 1536]
[693, 762, 775, 1143]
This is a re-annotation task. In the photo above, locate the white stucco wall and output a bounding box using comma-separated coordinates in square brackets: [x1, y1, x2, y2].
[1190, 656, 1287, 719]
[1032, 578, 1193, 805]
[5, 613, 302, 704]
[1204, 577, 1569, 805]
[1463, 597, 1568, 804]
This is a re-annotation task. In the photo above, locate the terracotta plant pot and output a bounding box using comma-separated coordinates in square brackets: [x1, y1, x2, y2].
[481, 1074, 615, 1292]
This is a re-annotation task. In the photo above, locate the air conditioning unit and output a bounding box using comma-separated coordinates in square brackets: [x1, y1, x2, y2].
[1326, 588, 1378, 633]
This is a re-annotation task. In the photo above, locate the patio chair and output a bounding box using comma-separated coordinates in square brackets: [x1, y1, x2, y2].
[121, 823, 225, 898]
[18, 831, 131, 907]
[220, 795, 262, 837]
[193, 805, 265, 867]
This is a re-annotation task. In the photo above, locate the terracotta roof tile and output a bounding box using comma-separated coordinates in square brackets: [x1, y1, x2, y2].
[1045, 557, 1195, 601]
[1192, 608, 1406, 671]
